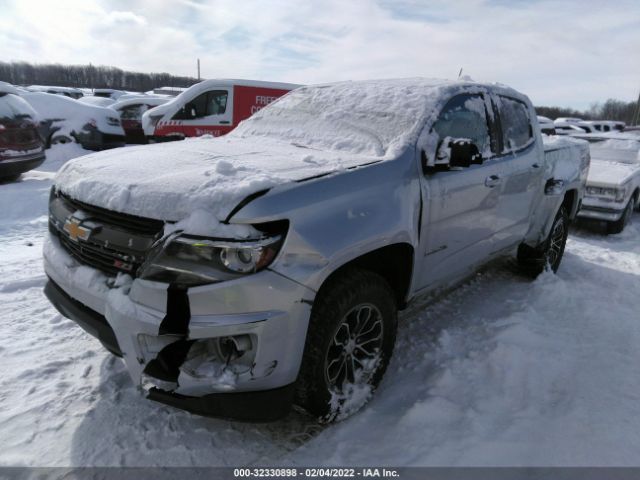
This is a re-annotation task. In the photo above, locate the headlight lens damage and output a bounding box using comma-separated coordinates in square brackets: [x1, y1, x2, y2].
[139, 234, 283, 286]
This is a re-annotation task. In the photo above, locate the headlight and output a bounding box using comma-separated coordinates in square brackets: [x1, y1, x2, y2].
[586, 185, 626, 202]
[139, 234, 284, 287]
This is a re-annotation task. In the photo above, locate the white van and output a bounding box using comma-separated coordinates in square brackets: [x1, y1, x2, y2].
[141, 79, 300, 141]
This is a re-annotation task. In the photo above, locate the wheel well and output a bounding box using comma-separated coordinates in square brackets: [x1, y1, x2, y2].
[319, 244, 414, 310]
[562, 189, 578, 218]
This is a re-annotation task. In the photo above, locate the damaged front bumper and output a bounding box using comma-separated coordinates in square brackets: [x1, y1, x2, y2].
[43, 235, 314, 421]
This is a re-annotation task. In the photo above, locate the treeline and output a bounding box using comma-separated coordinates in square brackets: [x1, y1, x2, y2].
[0, 61, 199, 92]
[536, 98, 640, 125]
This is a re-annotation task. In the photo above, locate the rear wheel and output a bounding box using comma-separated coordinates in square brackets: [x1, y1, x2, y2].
[517, 205, 569, 276]
[607, 197, 634, 235]
[295, 268, 397, 422]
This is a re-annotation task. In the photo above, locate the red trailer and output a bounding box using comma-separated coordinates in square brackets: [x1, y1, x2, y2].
[142, 79, 300, 141]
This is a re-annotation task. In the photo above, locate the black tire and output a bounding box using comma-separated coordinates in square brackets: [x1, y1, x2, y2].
[0, 173, 21, 183]
[607, 196, 635, 235]
[295, 268, 397, 422]
[517, 205, 569, 276]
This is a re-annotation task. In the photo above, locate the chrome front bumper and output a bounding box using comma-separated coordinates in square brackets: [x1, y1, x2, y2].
[577, 196, 626, 222]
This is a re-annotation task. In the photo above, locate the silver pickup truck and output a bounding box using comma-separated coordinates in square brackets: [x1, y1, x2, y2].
[43, 79, 589, 422]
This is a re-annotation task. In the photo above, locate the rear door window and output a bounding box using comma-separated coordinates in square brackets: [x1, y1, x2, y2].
[496, 95, 533, 152]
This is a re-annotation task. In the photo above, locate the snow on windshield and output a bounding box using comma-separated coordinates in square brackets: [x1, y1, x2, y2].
[231, 79, 447, 158]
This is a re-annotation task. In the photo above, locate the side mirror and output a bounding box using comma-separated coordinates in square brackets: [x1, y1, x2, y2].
[435, 138, 483, 169]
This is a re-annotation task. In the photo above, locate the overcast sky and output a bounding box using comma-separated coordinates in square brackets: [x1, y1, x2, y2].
[1, 0, 638, 109]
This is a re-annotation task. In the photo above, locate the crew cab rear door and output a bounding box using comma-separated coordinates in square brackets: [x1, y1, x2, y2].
[489, 93, 543, 249]
[415, 92, 505, 291]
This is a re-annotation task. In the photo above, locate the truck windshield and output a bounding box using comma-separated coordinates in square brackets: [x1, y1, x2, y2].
[231, 83, 430, 157]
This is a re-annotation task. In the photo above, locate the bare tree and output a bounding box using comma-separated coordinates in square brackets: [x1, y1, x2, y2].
[0, 61, 199, 92]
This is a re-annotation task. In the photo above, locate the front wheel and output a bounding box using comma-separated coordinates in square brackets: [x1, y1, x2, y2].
[517, 205, 569, 276]
[295, 268, 397, 422]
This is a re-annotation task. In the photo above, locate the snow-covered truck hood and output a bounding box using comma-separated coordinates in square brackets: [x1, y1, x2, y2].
[586, 159, 640, 187]
[53, 136, 380, 234]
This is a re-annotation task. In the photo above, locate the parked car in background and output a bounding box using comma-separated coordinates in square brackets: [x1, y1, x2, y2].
[141, 79, 300, 142]
[537, 115, 556, 135]
[78, 96, 116, 107]
[150, 86, 187, 97]
[26, 85, 84, 99]
[575, 135, 640, 233]
[590, 120, 625, 132]
[576, 121, 598, 133]
[555, 117, 584, 124]
[44, 78, 588, 422]
[22, 91, 125, 150]
[110, 96, 170, 143]
[554, 121, 589, 135]
[0, 90, 45, 180]
[93, 88, 125, 100]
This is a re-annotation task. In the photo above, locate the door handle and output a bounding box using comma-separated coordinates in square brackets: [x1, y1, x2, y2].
[532, 163, 541, 169]
[484, 175, 501, 188]
[219, 120, 230, 124]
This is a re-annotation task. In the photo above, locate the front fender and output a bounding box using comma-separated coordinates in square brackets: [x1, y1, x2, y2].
[229, 151, 421, 292]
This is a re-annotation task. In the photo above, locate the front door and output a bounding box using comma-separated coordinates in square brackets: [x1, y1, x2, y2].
[415, 92, 504, 291]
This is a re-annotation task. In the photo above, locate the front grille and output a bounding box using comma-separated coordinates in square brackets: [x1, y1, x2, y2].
[59, 234, 144, 276]
[52, 191, 165, 276]
[58, 191, 164, 235]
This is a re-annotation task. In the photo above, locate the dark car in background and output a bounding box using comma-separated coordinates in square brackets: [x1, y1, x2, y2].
[0, 92, 45, 181]
[22, 92, 125, 151]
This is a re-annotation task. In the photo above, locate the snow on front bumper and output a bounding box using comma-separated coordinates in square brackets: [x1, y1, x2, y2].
[43, 234, 314, 401]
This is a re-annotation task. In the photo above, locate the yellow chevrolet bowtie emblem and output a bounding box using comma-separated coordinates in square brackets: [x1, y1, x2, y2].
[63, 218, 91, 242]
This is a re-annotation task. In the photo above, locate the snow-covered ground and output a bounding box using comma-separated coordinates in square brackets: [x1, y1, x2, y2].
[1, 144, 640, 466]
